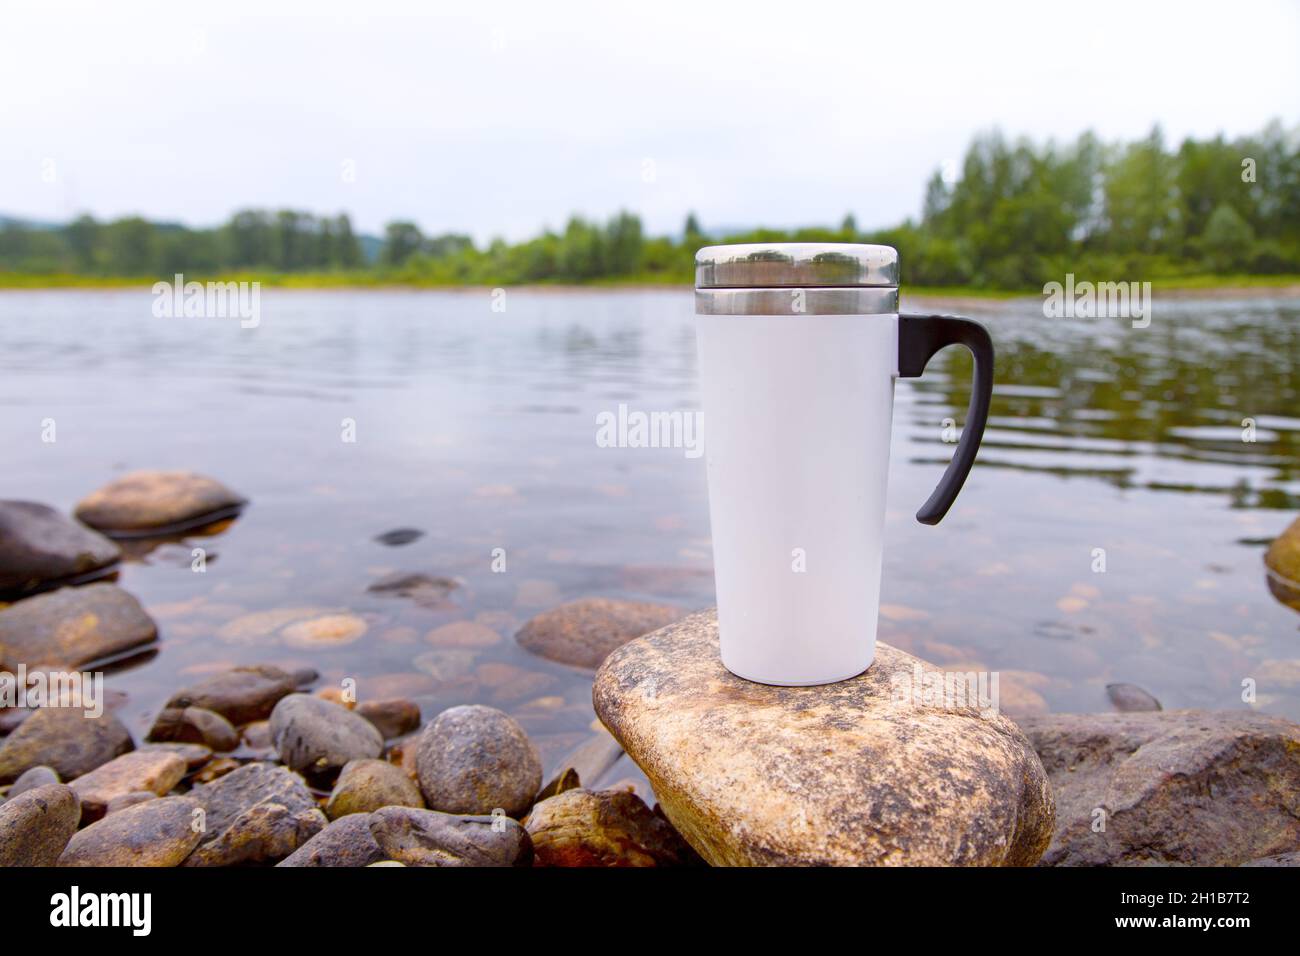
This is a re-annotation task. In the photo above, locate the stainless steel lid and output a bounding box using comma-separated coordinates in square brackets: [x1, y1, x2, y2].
[695, 243, 899, 289]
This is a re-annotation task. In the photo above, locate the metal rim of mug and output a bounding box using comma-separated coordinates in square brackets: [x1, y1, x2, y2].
[695, 242, 899, 289]
[694, 287, 900, 316]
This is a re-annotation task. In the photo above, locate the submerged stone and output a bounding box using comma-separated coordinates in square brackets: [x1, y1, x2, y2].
[516, 597, 685, 669]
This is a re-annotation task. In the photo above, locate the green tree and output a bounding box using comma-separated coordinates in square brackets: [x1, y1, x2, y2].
[64, 215, 101, 272]
[103, 217, 159, 274]
[1201, 203, 1254, 272]
[1102, 126, 1181, 255]
[334, 214, 362, 268]
[382, 221, 424, 267]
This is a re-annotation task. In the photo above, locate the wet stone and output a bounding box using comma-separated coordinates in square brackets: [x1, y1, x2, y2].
[0, 501, 121, 599]
[141, 742, 213, 772]
[105, 791, 158, 815]
[68, 750, 187, 823]
[355, 698, 421, 740]
[148, 706, 239, 752]
[416, 705, 541, 817]
[184, 762, 326, 866]
[1105, 682, 1162, 712]
[594, 609, 1055, 866]
[326, 759, 425, 820]
[158, 664, 300, 725]
[0, 583, 157, 671]
[191, 757, 241, 785]
[368, 806, 533, 867]
[0, 707, 133, 785]
[412, 648, 478, 683]
[368, 571, 459, 607]
[0, 784, 81, 866]
[74, 470, 246, 536]
[277, 813, 386, 867]
[1021, 710, 1300, 866]
[1264, 514, 1300, 611]
[424, 620, 501, 648]
[373, 528, 424, 547]
[516, 597, 685, 669]
[59, 796, 202, 867]
[0, 708, 31, 736]
[270, 694, 384, 779]
[526, 788, 700, 867]
[6, 764, 60, 798]
[281, 613, 368, 649]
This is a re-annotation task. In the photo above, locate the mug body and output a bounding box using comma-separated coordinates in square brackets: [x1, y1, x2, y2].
[695, 310, 899, 685]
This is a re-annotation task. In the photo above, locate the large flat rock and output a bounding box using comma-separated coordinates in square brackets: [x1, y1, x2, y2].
[593, 609, 1054, 866]
[1018, 710, 1300, 866]
[0, 583, 157, 671]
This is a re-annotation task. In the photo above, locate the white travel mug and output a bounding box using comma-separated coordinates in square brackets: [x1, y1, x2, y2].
[694, 243, 994, 685]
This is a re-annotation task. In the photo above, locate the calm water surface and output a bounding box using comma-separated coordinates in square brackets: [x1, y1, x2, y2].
[1, 289, 1298, 777]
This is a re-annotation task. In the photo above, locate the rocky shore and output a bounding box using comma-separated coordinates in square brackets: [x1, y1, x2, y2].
[3, 479, 1300, 867]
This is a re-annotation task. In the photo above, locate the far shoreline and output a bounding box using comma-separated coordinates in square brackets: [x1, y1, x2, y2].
[1, 273, 1298, 307]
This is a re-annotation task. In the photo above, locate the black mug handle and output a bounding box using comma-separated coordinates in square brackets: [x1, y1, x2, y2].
[897, 314, 994, 525]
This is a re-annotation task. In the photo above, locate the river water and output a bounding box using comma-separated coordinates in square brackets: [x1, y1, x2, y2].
[1, 288, 1297, 779]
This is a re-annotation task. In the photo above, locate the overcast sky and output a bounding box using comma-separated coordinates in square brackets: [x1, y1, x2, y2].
[3, 0, 1298, 241]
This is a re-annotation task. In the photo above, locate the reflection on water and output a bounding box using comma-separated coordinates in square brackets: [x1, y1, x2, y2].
[0, 289, 1297, 750]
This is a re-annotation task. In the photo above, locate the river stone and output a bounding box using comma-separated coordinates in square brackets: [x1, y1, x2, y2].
[183, 762, 326, 866]
[106, 791, 158, 815]
[59, 796, 202, 867]
[0, 708, 31, 736]
[277, 813, 386, 867]
[141, 742, 213, 771]
[1018, 710, 1300, 866]
[1243, 851, 1300, 866]
[0, 501, 121, 599]
[0, 707, 133, 785]
[1105, 682, 1162, 712]
[281, 613, 368, 649]
[373, 528, 424, 547]
[148, 706, 239, 752]
[593, 609, 1055, 866]
[425, 620, 501, 648]
[367, 571, 459, 607]
[526, 788, 699, 867]
[0, 583, 157, 670]
[368, 806, 533, 867]
[157, 664, 300, 725]
[537, 728, 625, 801]
[270, 694, 383, 778]
[327, 758, 424, 819]
[355, 697, 422, 739]
[7, 764, 60, 798]
[415, 705, 541, 817]
[516, 597, 686, 669]
[68, 750, 187, 823]
[0, 784, 81, 866]
[74, 470, 247, 536]
[1264, 515, 1300, 611]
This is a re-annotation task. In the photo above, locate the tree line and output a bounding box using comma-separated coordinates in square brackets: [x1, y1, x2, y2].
[1, 120, 1295, 289]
